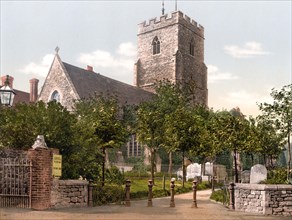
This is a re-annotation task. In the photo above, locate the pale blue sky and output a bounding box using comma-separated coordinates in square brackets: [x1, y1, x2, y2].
[1, 1, 291, 117]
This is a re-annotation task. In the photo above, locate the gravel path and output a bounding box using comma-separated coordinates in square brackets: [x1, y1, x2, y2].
[0, 189, 290, 220]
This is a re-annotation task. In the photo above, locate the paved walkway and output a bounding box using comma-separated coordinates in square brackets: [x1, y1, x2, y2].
[0, 190, 290, 220]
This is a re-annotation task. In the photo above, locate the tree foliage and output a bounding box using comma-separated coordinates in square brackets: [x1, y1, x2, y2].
[258, 84, 291, 179]
[72, 96, 129, 181]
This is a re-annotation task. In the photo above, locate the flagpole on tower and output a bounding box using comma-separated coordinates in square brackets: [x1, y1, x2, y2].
[175, 0, 177, 11]
[162, 0, 165, 15]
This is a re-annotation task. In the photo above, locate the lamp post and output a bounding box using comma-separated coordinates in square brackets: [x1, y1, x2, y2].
[0, 75, 15, 106]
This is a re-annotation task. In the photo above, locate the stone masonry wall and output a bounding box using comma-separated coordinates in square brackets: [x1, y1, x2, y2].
[135, 10, 208, 106]
[51, 179, 88, 209]
[38, 55, 79, 111]
[235, 183, 292, 216]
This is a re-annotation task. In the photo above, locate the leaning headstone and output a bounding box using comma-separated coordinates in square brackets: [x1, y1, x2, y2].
[241, 170, 251, 183]
[250, 164, 267, 184]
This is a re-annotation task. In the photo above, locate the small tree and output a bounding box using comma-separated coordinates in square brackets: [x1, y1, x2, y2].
[73, 96, 128, 183]
[136, 81, 186, 184]
[258, 84, 292, 180]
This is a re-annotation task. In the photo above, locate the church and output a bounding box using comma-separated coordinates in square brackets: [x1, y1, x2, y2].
[38, 10, 207, 109]
[37, 10, 208, 159]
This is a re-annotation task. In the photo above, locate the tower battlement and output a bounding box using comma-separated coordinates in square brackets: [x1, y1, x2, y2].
[138, 11, 204, 37]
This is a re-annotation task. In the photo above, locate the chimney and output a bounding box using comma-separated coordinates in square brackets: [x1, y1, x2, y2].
[29, 78, 39, 103]
[1, 75, 14, 88]
[87, 65, 93, 72]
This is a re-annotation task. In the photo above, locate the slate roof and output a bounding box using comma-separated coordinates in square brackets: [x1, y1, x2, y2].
[62, 62, 153, 106]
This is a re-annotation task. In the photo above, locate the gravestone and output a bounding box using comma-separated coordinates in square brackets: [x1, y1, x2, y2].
[214, 165, 227, 182]
[250, 164, 267, 184]
[205, 162, 213, 176]
[186, 163, 201, 181]
[241, 170, 251, 183]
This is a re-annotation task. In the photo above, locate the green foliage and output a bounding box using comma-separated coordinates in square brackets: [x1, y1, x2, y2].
[0, 101, 78, 179]
[72, 96, 130, 181]
[136, 80, 188, 183]
[264, 168, 288, 184]
[197, 181, 211, 190]
[105, 166, 125, 185]
[210, 189, 229, 204]
[258, 84, 292, 179]
[92, 184, 124, 206]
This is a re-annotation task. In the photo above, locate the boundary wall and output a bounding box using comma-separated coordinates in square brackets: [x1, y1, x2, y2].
[235, 183, 292, 216]
[51, 179, 88, 208]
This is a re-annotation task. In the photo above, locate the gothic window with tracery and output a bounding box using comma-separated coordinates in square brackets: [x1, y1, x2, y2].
[152, 36, 160, 55]
[51, 90, 60, 102]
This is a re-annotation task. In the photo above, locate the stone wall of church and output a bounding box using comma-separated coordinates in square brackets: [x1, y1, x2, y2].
[135, 18, 178, 92]
[135, 11, 208, 106]
[38, 57, 79, 111]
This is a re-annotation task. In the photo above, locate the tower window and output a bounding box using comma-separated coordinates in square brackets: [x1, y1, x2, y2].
[190, 39, 195, 56]
[152, 36, 160, 55]
[50, 90, 60, 102]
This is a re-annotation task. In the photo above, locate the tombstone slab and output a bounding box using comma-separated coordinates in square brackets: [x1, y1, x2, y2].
[186, 163, 201, 181]
[250, 164, 267, 184]
[241, 170, 251, 183]
[205, 162, 213, 176]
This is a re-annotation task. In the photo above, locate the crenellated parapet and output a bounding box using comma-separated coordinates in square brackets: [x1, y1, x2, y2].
[138, 11, 204, 37]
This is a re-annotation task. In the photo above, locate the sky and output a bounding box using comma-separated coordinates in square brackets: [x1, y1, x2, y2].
[1, 0, 291, 117]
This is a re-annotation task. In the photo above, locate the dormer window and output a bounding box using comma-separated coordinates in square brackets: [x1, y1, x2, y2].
[152, 36, 160, 55]
[190, 38, 195, 56]
[51, 90, 60, 102]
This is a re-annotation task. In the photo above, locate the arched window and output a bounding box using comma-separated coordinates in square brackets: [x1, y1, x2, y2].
[50, 90, 60, 102]
[190, 38, 195, 56]
[152, 36, 160, 55]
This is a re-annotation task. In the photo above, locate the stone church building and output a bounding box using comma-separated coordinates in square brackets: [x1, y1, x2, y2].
[37, 10, 208, 161]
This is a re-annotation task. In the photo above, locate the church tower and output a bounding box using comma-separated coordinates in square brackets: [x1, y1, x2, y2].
[134, 11, 208, 106]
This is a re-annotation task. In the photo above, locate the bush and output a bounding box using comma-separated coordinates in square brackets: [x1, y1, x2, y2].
[105, 166, 125, 184]
[197, 181, 211, 190]
[210, 189, 229, 205]
[92, 184, 124, 206]
[264, 167, 288, 184]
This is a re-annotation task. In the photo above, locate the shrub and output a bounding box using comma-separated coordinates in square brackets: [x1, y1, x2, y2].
[264, 167, 288, 184]
[105, 166, 125, 184]
[197, 181, 211, 190]
[210, 189, 229, 205]
[92, 184, 124, 206]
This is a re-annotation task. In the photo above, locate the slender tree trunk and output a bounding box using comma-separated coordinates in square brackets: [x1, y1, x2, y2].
[251, 153, 254, 166]
[287, 131, 291, 181]
[270, 155, 274, 168]
[233, 148, 238, 183]
[168, 151, 172, 179]
[150, 148, 156, 185]
[182, 150, 185, 188]
[102, 146, 105, 186]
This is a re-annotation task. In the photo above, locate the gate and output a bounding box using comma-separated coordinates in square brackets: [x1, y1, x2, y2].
[0, 157, 32, 208]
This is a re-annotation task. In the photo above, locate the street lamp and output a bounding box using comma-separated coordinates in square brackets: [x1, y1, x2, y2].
[0, 75, 15, 106]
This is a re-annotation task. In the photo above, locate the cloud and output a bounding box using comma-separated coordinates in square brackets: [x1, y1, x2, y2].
[207, 64, 238, 83]
[77, 42, 136, 84]
[224, 41, 271, 58]
[20, 54, 54, 77]
[221, 90, 272, 112]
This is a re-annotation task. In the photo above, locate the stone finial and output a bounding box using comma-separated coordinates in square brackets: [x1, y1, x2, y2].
[32, 135, 48, 149]
[55, 46, 60, 54]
